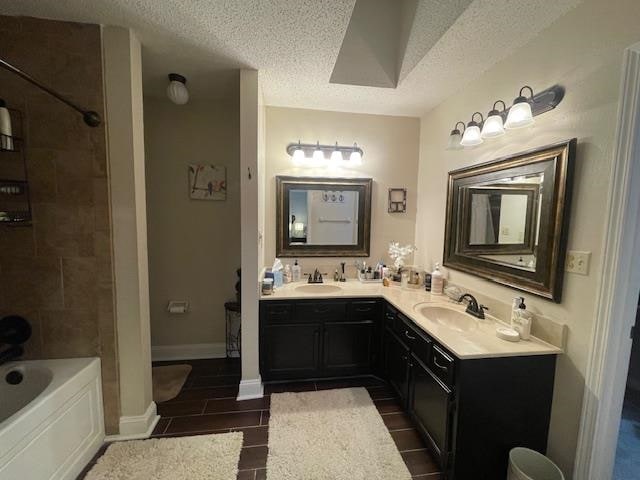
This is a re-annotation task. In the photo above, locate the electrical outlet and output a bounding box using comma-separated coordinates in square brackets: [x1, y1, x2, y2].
[565, 251, 591, 275]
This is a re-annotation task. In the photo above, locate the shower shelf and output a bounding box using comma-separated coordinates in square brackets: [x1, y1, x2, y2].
[0, 108, 31, 225]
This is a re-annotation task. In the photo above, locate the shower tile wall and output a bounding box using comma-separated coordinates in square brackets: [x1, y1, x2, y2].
[0, 15, 120, 434]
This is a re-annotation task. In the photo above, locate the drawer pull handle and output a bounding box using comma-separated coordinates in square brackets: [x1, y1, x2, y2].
[314, 306, 330, 313]
[433, 357, 449, 371]
[404, 330, 416, 341]
[356, 307, 372, 312]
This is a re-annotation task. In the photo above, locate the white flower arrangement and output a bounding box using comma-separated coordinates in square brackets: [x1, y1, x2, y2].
[388, 242, 417, 271]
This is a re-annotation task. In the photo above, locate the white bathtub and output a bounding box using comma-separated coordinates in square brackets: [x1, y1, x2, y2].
[0, 358, 104, 480]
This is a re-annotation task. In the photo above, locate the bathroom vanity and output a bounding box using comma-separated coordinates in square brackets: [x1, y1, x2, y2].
[259, 283, 561, 480]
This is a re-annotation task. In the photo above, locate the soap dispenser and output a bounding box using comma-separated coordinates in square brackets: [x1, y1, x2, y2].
[512, 297, 533, 340]
[431, 262, 444, 295]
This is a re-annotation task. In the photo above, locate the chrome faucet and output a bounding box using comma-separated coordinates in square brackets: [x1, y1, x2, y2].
[457, 293, 489, 319]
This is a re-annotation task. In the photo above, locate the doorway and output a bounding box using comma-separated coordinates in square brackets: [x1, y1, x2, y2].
[613, 295, 640, 478]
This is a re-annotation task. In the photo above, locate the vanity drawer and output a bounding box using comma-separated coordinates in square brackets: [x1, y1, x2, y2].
[349, 300, 380, 321]
[296, 301, 347, 322]
[428, 344, 455, 388]
[408, 327, 432, 367]
[263, 302, 294, 324]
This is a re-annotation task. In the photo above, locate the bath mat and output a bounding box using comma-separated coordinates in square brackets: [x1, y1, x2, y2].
[267, 387, 411, 480]
[152, 364, 192, 403]
[84, 432, 243, 480]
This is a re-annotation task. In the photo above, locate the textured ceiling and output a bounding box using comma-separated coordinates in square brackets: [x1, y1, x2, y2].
[0, 0, 581, 116]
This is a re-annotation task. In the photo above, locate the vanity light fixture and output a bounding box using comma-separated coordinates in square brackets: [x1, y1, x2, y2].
[292, 140, 305, 165]
[447, 85, 564, 150]
[286, 141, 364, 167]
[460, 112, 484, 147]
[330, 142, 344, 163]
[166, 73, 189, 105]
[505, 86, 535, 129]
[446, 122, 466, 150]
[481, 101, 507, 138]
[349, 142, 363, 165]
[312, 141, 325, 165]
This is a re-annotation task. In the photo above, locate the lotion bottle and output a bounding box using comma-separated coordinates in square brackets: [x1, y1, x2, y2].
[431, 263, 444, 295]
[292, 259, 301, 282]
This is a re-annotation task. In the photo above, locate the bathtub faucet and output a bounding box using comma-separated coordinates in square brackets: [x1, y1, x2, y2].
[0, 345, 23, 366]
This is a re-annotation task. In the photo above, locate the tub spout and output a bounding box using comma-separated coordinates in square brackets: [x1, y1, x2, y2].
[0, 345, 23, 366]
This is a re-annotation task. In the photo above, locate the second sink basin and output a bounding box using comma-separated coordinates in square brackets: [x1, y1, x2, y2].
[414, 304, 478, 332]
[294, 284, 343, 294]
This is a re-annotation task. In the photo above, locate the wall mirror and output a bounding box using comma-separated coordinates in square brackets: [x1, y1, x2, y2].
[444, 139, 576, 302]
[276, 176, 372, 257]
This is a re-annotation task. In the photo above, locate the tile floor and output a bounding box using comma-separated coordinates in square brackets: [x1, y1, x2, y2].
[80, 358, 442, 479]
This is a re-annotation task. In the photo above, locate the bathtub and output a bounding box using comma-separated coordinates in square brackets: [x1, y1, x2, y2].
[0, 358, 104, 480]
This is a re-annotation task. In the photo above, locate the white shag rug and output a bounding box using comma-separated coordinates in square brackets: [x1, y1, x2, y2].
[85, 432, 243, 480]
[267, 387, 411, 480]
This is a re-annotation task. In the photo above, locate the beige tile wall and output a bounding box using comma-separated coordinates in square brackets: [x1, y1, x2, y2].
[0, 16, 120, 434]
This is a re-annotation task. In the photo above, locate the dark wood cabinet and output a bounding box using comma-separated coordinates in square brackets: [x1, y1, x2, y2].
[262, 323, 321, 380]
[260, 296, 556, 479]
[384, 329, 410, 404]
[260, 298, 381, 381]
[323, 320, 374, 376]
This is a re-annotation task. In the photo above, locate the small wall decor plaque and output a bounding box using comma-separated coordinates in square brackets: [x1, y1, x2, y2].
[189, 164, 226, 200]
[388, 188, 407, 213]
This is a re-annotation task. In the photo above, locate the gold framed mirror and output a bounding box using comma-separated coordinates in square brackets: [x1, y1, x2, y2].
[276, 176, 373, 257]
[443, 139, 576, 302]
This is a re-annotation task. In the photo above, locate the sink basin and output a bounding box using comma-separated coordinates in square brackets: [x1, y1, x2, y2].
[294, 284, 343, 294]
[413, 304, 478, 332]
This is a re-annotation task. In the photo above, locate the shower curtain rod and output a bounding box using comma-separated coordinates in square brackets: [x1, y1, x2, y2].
[0, 57, 101, 127]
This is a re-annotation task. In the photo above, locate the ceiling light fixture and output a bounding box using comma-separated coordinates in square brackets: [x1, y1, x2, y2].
[446, 122, 466, 150]
[505, 86, 534, 129]
[481, 100, 506, 138]
[167, 73, 189, 105]
[460, 112, 484, 147]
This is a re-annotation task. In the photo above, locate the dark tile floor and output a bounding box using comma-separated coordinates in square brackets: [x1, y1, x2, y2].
[81, 358, 442, 479]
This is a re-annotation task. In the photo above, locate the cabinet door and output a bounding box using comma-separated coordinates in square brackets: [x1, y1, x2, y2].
[323, 321, 374, 376]
[409, 356, 452, 467]
[262, 323, 321, 380]
[385, 329, 410, 404]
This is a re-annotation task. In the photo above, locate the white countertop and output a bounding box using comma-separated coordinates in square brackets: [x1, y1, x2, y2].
[261, 280, 562, 360]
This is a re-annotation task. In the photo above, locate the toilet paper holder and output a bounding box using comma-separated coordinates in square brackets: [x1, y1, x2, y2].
[167, 301, 189, 314]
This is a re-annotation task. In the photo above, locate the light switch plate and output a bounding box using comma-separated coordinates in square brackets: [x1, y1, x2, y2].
[565, 251, 591, 275]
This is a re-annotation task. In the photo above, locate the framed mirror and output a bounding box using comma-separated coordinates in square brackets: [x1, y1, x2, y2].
[444, 139, 576, 302]
[276, 176, 372, 257]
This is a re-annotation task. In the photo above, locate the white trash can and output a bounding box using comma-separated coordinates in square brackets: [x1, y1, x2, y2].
[508, 447, 565, 480]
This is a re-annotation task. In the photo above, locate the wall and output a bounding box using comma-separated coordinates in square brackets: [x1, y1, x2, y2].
[238, 69, 263, 399]
[0, 16, 119, 434]
[415, 0, 640, 475]
[144, 91, 240, 353]
[264, 107, 420, 274]
[102, 26, 155, 437]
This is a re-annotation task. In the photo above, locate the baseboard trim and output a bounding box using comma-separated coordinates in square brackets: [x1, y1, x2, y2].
[237, 377, 264, 400]
[151, 342, 226, 361]
[105, 402, 159, 442]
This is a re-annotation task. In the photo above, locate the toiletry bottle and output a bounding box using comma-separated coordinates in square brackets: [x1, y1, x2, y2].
[513, 298, 533, 340]
[283, 264, 292, 284]
[292, 259, 301, 282]
[510, 297, 521, 326]
[0, 99, 13, 151]
[431, 263, 444, 294]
